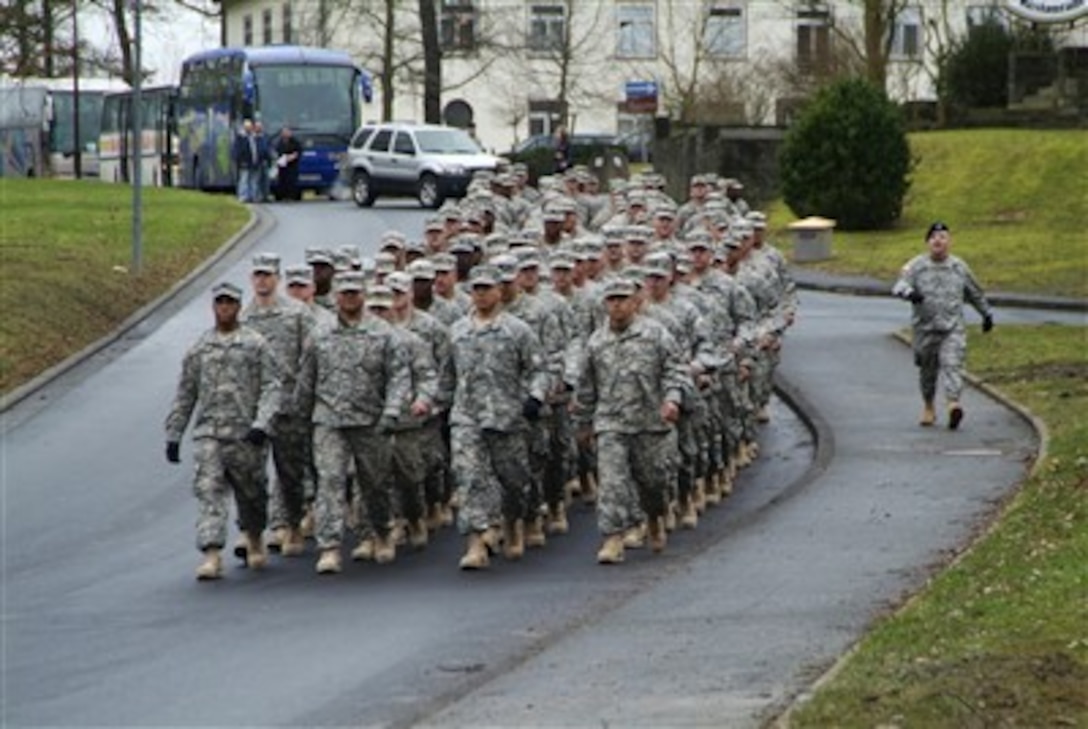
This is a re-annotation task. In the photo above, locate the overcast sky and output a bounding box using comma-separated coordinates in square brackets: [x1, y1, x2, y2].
[81, 3, 219, 85]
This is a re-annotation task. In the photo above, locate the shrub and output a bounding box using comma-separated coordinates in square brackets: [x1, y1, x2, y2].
[779, 78, 911, 231]
[943, 21, 1015, 108]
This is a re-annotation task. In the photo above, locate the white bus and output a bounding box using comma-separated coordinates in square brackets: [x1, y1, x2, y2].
[98, 85, 178, 187]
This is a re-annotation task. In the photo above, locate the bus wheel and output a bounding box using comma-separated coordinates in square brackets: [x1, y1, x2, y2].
[351, 170, 374, 208]
[417, 173, 442, 209]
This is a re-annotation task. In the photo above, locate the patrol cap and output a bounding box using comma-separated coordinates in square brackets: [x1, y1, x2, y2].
[510, 162, 529, 176]
[484, 232, 509, 252]
[623, 267, 647, 286]
[431, 252, 457, 272]
[551, 197, 578, 214]
[724, 178, 744, 190]
[380, 231, 406, 251]
[926, 221, 950, 240]
[405, 239, 427, 256]
[305, 247, 334, 266]
[251, 252, 281, 274]
[652, 205, 678, 220]
[746, 211, 768, 229]
[644, 252, 673, 277]
[468, 265, 500, 288]
[386, 271, 412, 293]
[514, 247, 541, 270]
[338, 244, 362, 266]
[285, 265, 313, 286]
[507, 231, 536, 248]
[424, 216, 444, 233]
[449, 234, 479, 254]
[366, 285, 394, 309]
[212, 281, 243, 301]
[374, 252, 398, 274]
[720, 233, 742, 250]
[690, 174, 708, 186]
[578, 237, 605, 260]
[543, 209, 566, 224]
[731, 219, 754, 238]
[625, 225, 653, 243]
[440, 206, 462, 223]
[490, 254, 519, 283]
[407, 259, 436, 280]
[674, 252, 694, 274]
[549, 251, 576, 270]
[602, 278, 637, 299]
[685, 231, 714, 250]
[333, 271, 366, 292]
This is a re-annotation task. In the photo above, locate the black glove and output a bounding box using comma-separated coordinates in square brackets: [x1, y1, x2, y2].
[377, 415, 396, 435]
[165, 441, 180, 464]
[982, 314, 994, 333]
[522, 397, 543, 421]
[907, 290, 925, 305]
[242, 428, 267, 447]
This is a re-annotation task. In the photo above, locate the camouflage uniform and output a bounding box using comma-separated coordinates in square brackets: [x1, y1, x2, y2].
[577, 313, 689, 536]
[294, 313, 411, 550]
[893, 253, 992, 404]
[165, 326, 281, 552]
[442, 311, 549, 534]
[241, 294, 316, 535]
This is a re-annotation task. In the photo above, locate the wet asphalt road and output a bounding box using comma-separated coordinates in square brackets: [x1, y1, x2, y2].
[2, 198, 1081, 727]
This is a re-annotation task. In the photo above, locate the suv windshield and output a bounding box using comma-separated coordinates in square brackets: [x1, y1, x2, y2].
[413, 128, 481, 155]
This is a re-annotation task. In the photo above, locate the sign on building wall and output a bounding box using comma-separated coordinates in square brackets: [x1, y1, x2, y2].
[1004, 0, 1088, 23]
[624, 80, 658, 114]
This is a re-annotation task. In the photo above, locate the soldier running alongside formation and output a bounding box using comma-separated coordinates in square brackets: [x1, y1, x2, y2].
[165, 166, 845, 580]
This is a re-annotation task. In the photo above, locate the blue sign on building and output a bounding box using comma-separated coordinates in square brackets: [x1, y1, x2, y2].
[625, 80, 658, 101]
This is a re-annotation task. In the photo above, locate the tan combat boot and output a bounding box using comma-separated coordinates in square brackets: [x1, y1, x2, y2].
[389, 520, 406, 546]
[502, 519, 525, 560]
[546, 503, 569, 535]
[246, 532, 268, 570]
[564, 477, 582, 500]
[581, 472, 598, 505]
[350, 537, 375, 561]
[280, 528, 305, 557]
[459, 532, 490, 570]
[440, 503, 455, 526]
[747, 441, 760, 461]
[622, 523, 646, 549]
[735, 444, 752, 469]
[948, 401, 964, 431]
[425, 503, 444, 532]
[756, 405, 771, 423]
[265, 526, 286, 552]
[596, 534, 625, 564]
[680, 499, 699, 530]
[373, 535, 397, 564]
[315, 548, 342, 575]
[232, 533, 249, 562]
[648, 516, 667, 554]
[705, 473, 722, 506]
[719, 469, 734, 498]
[693, 478, 707, 514]
[664, 503, 677, 532]
[482, 525, 503, 554]
[524, 517, 547, 548]
[408, 518, 429, 550]
[195, 549, 223, 581]
[299, 507, 315, 539]
[919, 401, 936, 427]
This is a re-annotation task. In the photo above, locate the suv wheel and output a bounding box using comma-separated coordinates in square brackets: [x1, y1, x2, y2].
[417, 173, 442, 209]
[351, 170, 375, 207]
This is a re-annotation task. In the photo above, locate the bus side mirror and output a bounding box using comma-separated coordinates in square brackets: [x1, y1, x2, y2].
[359, 72, 373, 104]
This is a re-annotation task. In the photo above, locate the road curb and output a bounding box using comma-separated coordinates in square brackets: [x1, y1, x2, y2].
[794, 278, 1088, 313]
[766, 331, 1049, 729]
[0, 206, 269, 415]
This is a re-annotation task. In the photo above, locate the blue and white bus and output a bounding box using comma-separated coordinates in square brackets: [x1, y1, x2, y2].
[175, 46, 371, 196]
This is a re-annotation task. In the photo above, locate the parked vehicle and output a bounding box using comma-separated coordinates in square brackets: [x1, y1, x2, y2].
[504, 132, 628, 183]
[343, 121, 500, 208]
[617, 128, 653, 163]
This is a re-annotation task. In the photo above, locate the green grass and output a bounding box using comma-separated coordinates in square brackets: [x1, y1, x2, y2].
[791, 324, 1088, 728]
[769, 129, 1088, 299]
[0, 179, 249, 394]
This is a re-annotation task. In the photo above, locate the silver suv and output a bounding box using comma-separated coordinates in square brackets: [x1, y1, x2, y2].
[343, 122, 501, 208]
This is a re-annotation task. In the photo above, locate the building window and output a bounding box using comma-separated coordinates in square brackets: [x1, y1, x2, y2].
[440, 1, 477, 52]
[796, 7, 831, 74]
[616, 3, 655, 59]
[262, 8, 273, 45]
[704, 1, 746, 59]
[528, 98, 564, 136]
[282, 3, 293, 44]
[890, 5, 922, 60]
[966, 4, 1008, 31]
[528, 4, 566, 52]
[243, 14, 254, 46]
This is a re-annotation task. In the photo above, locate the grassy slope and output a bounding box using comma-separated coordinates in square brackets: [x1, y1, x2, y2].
[791, 325, 1088, 727]
[769, 129, 1088, 299]
[0, 179, 249, 394]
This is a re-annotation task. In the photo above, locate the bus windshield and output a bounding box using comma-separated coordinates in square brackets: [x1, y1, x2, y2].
[414, 129, 482, 155]
[253, 65, 356, 139]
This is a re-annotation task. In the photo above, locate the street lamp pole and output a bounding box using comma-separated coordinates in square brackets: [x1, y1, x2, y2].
[72, 0, 81, 178]
[131, 0, 143, 274]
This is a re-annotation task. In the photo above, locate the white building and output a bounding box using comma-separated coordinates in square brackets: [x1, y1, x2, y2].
[216, 0, 1087, 152]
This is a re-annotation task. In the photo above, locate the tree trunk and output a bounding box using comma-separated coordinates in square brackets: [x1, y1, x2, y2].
[111, 0, 135, 86]
[380, 0, 395, 121]
[43, 0, 54, 76]
[418, 0, 441, 124]
[863, 0, 887, 89]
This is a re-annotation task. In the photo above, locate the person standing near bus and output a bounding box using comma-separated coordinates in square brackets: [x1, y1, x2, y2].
[232, 119, 260, 203]
[274, 126, 303, 201]
[253, 120, 272, 202]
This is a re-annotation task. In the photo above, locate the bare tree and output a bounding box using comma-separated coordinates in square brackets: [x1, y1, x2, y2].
[0, 0, 84, 77]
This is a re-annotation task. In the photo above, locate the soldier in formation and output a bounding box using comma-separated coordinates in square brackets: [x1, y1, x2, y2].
[165, 167, 798, 579]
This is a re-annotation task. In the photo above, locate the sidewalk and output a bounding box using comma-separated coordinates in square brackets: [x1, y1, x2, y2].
[418, 293, 1039, 728]
[791, 266, 1088, 313]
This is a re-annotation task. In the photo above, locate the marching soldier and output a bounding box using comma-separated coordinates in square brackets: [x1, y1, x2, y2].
[165, 282, 281, 580]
